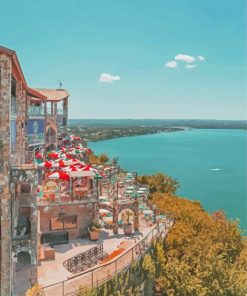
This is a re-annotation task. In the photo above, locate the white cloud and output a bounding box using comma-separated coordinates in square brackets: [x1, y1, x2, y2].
[198, 55, 205, 61]
[166, 61, 177, 68]
[186, 64, 197, 69]
[175, 54, 195, 63]
[99, 73, 120, 83]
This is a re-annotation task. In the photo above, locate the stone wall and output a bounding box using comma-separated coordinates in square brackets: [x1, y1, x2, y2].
[15, 80, 26, 153]
[0, 53, 12, 296]
[39, 203, 93, 240]
[11, 169, 39, 287]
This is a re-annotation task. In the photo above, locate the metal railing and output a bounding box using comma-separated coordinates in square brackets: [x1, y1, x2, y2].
[37, 189, 97, 206]
[42, 221, 172, 296]
[28, 106, 45, 116]
[47, 108, 66, 116]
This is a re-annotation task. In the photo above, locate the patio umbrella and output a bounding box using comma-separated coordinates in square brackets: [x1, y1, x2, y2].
[143, 209, 153, 215]
[35, 152, 42, 159]
[48, 171, 70, 181]
[61, 165, 78, 172]
[99, 209, 111, 217]
[48, 151, 59, 159]
[81, 165, 98, 173]
[37, 161, 53, 168]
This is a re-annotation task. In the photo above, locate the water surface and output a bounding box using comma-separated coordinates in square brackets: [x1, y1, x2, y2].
[89, 129, 247, 231]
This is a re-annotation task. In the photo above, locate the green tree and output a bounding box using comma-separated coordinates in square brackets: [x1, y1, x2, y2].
[137, 173, 179, 197]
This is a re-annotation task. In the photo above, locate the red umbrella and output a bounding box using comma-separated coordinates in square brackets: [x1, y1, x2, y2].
[81, 165, 97, 171]
[58, 160, 66, 167]
[44, 161, 53, 168]
[48, 151, 59, 159]
[65, 153, 72, 159]
[48, 171, 70, 181]
[35, 152, 42, 159]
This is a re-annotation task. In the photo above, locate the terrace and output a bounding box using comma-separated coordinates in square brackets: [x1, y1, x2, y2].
[38, 217, 172, 296]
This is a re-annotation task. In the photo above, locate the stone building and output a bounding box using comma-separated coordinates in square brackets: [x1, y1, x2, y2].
[34, 88, 69, 150]
[0, 45, 70, 295]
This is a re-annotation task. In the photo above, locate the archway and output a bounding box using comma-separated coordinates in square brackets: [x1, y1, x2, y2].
[98, 198, 139, 234]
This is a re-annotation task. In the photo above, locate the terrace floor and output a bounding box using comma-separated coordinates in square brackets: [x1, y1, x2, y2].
[37, 216, 154, 287]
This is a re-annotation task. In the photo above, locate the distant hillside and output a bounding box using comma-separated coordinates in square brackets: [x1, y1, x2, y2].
[68, 119, 247, 129]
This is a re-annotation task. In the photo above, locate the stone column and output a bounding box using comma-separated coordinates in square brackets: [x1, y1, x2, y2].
[29, 169, 38, 285]
[133, 198, 139, 231]
[0, 53, 12, 296]
[112, 200, 119, 234]
[92, 202, 99, 223]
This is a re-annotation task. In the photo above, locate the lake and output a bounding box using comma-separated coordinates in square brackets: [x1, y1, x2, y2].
[89, 129, 247, 231]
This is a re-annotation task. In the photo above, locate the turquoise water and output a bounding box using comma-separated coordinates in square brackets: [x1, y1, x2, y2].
[89, 129, 247, 231]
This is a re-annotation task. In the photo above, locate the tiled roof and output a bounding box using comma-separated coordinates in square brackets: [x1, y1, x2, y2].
[28, 88, 47, 101]
[34, 89, 69, 102]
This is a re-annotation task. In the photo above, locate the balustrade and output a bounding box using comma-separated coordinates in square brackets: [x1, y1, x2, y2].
[27, 106, 45, 116]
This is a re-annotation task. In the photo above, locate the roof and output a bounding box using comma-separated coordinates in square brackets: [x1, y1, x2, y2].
[0, 45, 47, 101]
[34, 88, 69, 102]
[0, 45, 28, 89]
[28, 88, 47, 101]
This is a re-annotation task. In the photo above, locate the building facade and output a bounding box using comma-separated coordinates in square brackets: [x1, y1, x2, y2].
[0, 46, 69, 296]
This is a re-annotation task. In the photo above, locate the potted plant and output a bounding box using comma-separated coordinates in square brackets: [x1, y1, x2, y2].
[123, 209, 133, 235]
[88, 221, 101, 241]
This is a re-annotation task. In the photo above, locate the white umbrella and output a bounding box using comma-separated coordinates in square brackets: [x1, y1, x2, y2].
[143, 209, 153, 215]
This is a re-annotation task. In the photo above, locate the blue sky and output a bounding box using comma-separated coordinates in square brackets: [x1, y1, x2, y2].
[1, 0, 246, 119]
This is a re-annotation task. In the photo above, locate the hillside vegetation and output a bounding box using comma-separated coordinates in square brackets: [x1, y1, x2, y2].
[81, 173, 247, 295]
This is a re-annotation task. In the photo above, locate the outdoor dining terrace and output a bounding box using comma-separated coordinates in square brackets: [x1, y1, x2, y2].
[37, 180, 98, 206]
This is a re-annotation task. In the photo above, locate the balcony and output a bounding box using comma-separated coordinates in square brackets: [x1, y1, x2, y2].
[27, 106, 45, 116]
[10, 149, 35, 168]
[57, 109, 67, 115]
[37, 188, 98, 206]
[46, 108, 66, 115]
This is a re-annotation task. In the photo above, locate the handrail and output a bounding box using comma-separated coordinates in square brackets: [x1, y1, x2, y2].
[42, 221, 171, 295]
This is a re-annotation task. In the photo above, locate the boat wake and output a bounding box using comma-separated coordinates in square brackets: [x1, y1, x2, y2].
[211, 168, 225, 171]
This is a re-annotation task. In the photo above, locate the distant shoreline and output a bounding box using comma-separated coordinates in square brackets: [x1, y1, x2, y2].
[67, 119, 247, 143]
[68, 126, 185, 143]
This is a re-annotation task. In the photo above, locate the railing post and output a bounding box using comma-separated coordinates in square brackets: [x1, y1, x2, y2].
[92, 270, 94, 287]
[62, 281, 64, 296]
[115, 259, 117, 273]
[132, 247, 134, 261]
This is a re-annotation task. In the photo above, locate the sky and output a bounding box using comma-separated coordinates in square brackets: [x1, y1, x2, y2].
[0, 0, 246, 120]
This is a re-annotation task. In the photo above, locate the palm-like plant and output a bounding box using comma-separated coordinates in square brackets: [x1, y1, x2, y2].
[25, 284, 43, 296]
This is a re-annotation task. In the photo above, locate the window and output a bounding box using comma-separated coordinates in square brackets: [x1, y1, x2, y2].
[11, 77, 16, 97]
[50, 215, 77, 231]
[64, 215, 77, 229]
[21, 183, 31, 194]
[50, 217, 64, 230]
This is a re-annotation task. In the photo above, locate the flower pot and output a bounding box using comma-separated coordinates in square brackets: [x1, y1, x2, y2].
[123, 224, 132, 235]
[88, 229, 100, 241]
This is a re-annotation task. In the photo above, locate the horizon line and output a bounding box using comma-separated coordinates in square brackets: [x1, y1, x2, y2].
[68, 118, 247, 121]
